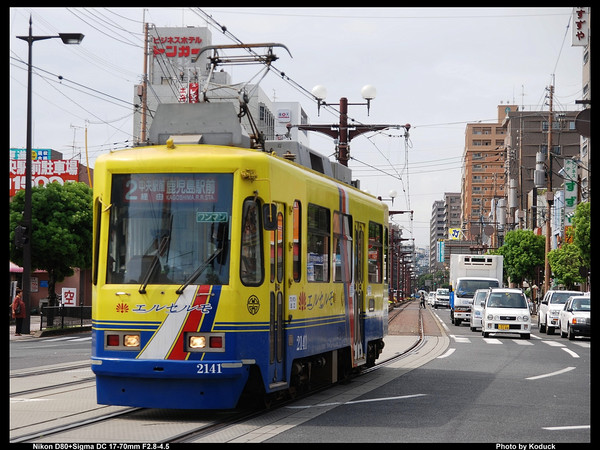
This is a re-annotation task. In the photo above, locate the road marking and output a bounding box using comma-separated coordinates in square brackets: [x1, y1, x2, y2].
[542, 340, 565, 347]
[573, 341, 590, 348]
[483, 338, 502, 344]
[543, 425, 590, 431]
[561, 348, 580, 358]
[437, 348, 456, 358]
[526, 366, 576, 380]
[286, 393, 427, 409]
[10, 398, 50, 403]
[449, 335, 471, 343]
[432, 311, 450, 332]
[512, 339, 534, 345]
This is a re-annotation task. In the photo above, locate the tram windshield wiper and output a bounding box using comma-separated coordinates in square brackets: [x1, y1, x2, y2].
[175, 248, 223, 295]
[138, 236, 170, 294]
[139, 215, 173, 294]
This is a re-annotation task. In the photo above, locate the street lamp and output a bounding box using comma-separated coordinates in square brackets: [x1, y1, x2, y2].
[16, 16, 83, 334]
[297, 85, 410, 167]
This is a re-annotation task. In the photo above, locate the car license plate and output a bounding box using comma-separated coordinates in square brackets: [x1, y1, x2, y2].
[498, 324, 510, 330]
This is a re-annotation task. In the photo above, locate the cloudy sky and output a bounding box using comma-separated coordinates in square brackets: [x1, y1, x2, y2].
[9, 7, 585, 248]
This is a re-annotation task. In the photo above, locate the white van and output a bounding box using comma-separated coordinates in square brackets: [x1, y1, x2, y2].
[482, 288, 531, 339]
[434, 288, 450, 309]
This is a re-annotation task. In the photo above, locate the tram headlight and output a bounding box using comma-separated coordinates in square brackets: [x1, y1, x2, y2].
[189, 336, 207, 349]
[124, 334, 141, 348]
[104, 331, 141, 350]
[185, 332, 225, 352]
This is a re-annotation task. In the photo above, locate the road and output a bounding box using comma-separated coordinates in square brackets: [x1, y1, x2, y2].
[265, 304, 590, 443]
[9, 303, 590, 443]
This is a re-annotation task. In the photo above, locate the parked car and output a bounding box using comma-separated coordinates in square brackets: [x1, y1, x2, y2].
[482, 288, 531, 339]
[470, 288, 490, 332]
[538, 290, 581, 334]
[427, 291, 436, 306]
[434, 288, 450, 309]
[559, 295, 590, 340]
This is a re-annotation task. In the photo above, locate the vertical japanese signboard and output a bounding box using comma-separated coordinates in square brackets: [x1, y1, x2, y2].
[62, 287, 77, 307]
[572, 7, 589, 46]
[563, 158, 578, 229]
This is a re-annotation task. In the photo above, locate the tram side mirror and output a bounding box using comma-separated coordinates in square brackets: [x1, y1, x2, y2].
[263, 204, 277, 230]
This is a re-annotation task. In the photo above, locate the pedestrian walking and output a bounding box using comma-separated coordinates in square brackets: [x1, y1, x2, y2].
[12, 288, 26, 336]
[420, 292, 426, 309]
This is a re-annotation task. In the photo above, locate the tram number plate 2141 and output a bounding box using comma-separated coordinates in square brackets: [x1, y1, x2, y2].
[196, 363, 222, 374]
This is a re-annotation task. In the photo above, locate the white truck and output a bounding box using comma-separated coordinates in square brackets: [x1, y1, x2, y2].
[449, 254, 503, 326]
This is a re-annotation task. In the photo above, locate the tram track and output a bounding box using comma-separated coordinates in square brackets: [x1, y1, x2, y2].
[11, 302, 429, 444]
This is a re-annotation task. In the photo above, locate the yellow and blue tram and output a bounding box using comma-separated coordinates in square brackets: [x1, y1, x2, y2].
[91, 109, 388, 409]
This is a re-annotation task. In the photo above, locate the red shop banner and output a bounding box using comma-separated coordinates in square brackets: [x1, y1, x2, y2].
[9, 159, 79, 197]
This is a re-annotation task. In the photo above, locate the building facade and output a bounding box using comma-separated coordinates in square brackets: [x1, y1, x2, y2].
[461, 105, 516, 246]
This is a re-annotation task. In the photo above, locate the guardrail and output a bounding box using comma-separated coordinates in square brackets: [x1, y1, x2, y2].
[39, 306, 92, 330]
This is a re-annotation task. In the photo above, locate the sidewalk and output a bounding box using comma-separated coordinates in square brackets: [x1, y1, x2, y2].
[9, 315, 91, 340]
[9, 315, 41, 340]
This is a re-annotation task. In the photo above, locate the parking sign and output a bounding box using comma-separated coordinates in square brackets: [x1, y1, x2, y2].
[61, 287, 77, 307]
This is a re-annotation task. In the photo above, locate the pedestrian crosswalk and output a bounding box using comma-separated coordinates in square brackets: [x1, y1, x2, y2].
[449, 334, 590, 349]
[42, 335, 92, 343]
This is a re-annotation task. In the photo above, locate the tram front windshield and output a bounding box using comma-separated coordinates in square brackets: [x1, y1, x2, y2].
[107, 173, 232, 286]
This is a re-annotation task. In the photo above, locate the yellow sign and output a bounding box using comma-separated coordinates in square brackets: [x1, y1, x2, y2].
[448, 228, 461, 240]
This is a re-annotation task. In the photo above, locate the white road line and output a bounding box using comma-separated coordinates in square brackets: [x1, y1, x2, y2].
[437, 348, 456, 359]
[483, 338, 502, 344]
[543, 425, 590, 431]
[512, 339, 534, 345]
[449, 335, 471, 343]
[561, 348, 580, 358]
[573, 341, 590, 348]
[526, 366, 576, 380]
[542, 340, 565, 347]
[286, 393, 427, 409]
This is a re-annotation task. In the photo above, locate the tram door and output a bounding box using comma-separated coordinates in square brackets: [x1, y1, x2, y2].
[268, 202, 286, 387]
[353, 222, 366, 364]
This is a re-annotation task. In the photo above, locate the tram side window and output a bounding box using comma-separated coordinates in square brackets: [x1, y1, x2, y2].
[240, 198, 264, 285]
[333, 211, 352, 282]
[368, 221, 383, 283]
[307, 203, 330, 282]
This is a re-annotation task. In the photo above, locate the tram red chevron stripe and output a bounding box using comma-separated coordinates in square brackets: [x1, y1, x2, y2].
[167, 285, 212, 360]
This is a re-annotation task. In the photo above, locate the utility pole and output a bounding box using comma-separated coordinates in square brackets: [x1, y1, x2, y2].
[140, 21, 149, 144]
[543, 83, 554, 294]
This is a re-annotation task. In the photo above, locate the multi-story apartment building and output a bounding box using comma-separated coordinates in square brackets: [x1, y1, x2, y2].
[429, 200, 445, 270]
[461, 105, 516, 246]
[429, 192, 460, 270]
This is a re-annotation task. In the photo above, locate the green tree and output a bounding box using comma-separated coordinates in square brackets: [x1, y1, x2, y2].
[494, 229, 545, 287]
[547, 201, 590, 289]
[572, 201, 590, 268]
[547, 242, 585, 289]
[9, 181, 93, 307]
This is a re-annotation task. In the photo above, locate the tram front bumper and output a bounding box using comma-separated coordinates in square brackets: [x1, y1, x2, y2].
[91, 358, 253, 409]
